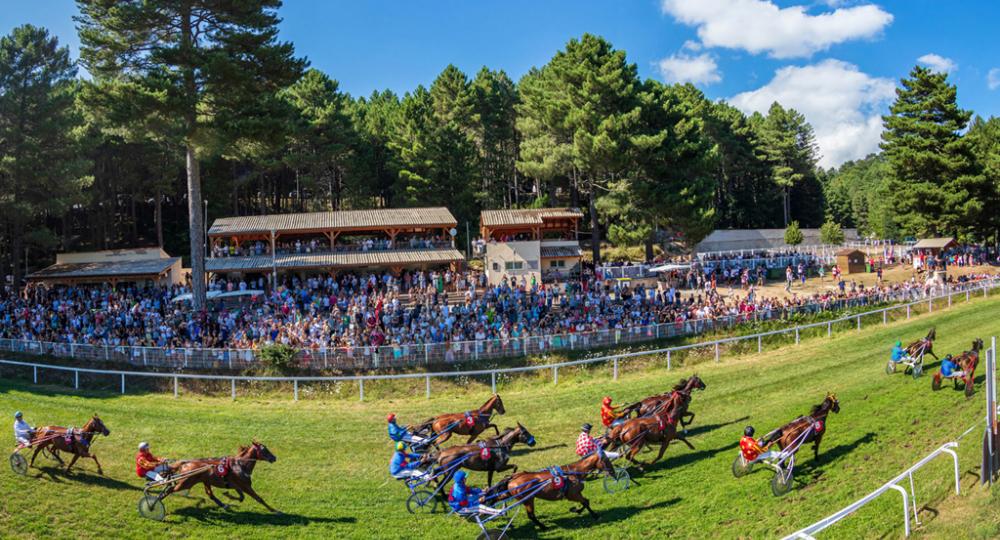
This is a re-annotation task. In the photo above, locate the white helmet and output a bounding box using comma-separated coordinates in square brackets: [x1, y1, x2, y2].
[138, 441, 149, 450]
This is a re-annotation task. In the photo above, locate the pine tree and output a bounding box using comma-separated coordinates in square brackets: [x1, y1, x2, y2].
[966, 116, 1000, 243]
[880, 66, 983, 238]
[0, 25, 90, 285]
[752, 103, 820, 227]
[784, 221, 804, 246]
[76, 0, 305, 309]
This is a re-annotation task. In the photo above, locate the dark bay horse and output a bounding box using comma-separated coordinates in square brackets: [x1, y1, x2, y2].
[607, 408, 694, 469]
[165, 441, 280, 513]
[416, 394, 505, 445]
[29, 414, 110, 474]
[906, 327, 939, 360]
[621, 375, 706, 427]
[484, 451, 614, 530]
[933, 338, 982, 396]
[764, 394, 840, 461]
[425, 423, 535, 485]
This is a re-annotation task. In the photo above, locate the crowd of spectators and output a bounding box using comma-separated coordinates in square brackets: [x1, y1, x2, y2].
[211, 234, 451, 258]
[2, 258, 995, 357]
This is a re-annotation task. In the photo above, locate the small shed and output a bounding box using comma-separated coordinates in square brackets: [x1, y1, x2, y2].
[835, 248, 866, 274]
[912, 237, 957, 255]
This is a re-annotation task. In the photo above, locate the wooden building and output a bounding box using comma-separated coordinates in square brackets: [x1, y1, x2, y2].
[835, 248, 867, 274]
[28, 248, 183, 287]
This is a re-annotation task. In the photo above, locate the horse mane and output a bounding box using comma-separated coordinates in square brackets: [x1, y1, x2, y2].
[926, 327, 936, 341]
[810, 398, 830, 416]
[672, 378, 688, 392]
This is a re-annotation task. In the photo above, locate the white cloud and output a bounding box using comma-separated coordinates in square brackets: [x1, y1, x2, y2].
[917, 53, 957, 74]
[730, 59, 896, 168]
[989, 68, 1000, 90]
[657, 52, 721, 85]
[660, 0, 893, 58]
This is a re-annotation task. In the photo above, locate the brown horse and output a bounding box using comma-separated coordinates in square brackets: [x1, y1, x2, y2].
[763, 394, 840, 461]
[416, 394, 505, 445]
[906, 327, 939, 360]
[607, 408, 694, 469]
[29, 414, 110, 474]
[620, 375, 706, 428]
[933, 338, 982, 397]
[164, 441, 279, 513]
[484, 450, 614, 530]
[424, 423, 536, 485]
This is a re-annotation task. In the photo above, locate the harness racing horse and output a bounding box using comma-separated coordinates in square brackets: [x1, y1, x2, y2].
[484, 450, 614, 530]
[415, 394, 506, 445]
[763, 394, 840, 461]
[424, 423, 536, 486]
[29, 414, 110, 474]
[932, 338, 983, 397]
[628, 375, 707, 428]
[906, 327, 939, 361]
[607, 408, 694, 470]
[165, 441, 280, 513]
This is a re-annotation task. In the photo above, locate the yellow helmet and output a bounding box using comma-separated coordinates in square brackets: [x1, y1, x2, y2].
[395, 442, 406, 451]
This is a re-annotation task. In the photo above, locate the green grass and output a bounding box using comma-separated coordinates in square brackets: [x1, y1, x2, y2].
[1, 295, 1000, 539]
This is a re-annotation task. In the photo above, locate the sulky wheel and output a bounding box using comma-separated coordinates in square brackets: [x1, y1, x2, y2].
[931, 374, 942, 391]
[137, 495, 166, 521]
[732, 455, 753, 478]
[477, 529, 506, 540]
[885, 361, 896, 375]
[406, 490, 439, 514]
[912, 362, 923, 379]
[603, 466, 631, 494]
[9, 453, 27, 476]
[771, 469, 794, 497]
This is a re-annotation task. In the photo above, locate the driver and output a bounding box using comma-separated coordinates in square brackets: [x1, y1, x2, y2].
[576, 423, 621, 460]
[600, 397, 625, 432]
[13, 411, 34, 448]
[387, 413, 428, 447]
[739, 426, 780, 464]
[135, 442, 172, 483]
[940, 354, 963, 379]
[891, 340, 906, 363]
[389, 441, 429, 480]
[448, 470, 501, 515]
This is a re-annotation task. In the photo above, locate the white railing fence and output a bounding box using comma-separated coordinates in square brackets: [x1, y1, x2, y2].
[0, 283, 996, 402]
[2, 278, 996, 373]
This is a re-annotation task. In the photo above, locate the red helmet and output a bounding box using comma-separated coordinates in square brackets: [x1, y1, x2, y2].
[386, 413, 396, 423]
[602, 396, 612, 405]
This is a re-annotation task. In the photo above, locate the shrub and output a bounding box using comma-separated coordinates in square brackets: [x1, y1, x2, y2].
[784, 221, 804, 246]
[820, 219, 845, 245]
[258, 343, 299, 374]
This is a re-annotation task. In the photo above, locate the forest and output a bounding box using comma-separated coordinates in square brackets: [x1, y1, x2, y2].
[1, 1, 999, 306]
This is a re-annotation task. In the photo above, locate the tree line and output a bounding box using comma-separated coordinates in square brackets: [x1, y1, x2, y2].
[1, 2, 998, 308]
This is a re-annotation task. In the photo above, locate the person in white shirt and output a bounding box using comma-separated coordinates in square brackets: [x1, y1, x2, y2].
[13, 411, 34, 448]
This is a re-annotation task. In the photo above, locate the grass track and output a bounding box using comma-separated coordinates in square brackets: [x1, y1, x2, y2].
[2, 296, 1000, 539]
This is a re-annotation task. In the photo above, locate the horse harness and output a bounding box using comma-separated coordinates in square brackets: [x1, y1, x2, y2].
[545, 466, 570, 493]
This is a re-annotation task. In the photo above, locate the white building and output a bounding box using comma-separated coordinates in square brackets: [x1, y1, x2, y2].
[480, 208, 584, 285]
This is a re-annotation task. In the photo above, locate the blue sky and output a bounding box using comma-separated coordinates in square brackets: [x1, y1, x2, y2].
[4, 0, 998, 167]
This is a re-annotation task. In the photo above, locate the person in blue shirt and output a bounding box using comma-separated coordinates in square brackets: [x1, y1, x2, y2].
[891, 341, 906, 363]
[387, 413, 428, 446]
[389, 442, 427, 480]
[448, 470, 500, 515]
[940, 354, 964, 378]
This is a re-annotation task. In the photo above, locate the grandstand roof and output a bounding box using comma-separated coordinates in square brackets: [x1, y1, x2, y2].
[206, 248, 465, 273]
[208, 207, 457, 236]
[540, 245, 583, 258]
[28, 257, 180, 281]
[913, 237, 956, 250]
[480, 208, 583, 228]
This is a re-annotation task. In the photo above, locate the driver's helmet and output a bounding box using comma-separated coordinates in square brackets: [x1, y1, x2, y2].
[395, 442, 405, 452]
[743, 426, 755, 437]
[895, 340, 902, 348]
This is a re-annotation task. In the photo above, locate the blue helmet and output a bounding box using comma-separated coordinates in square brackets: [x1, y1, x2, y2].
[453, 470, 467, 484]
[14, 411, 22, 419]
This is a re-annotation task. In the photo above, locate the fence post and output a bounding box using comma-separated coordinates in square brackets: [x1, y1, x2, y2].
[425, 345, 429, 365]
[230, 379, 236, 400]
[795, 328, 800, 344]
[491, 372, 496, 394]
[173, 376, 178, 398]
[828, 322, 832, 337]
[613, 359, 619, 380]
[143, 348, 147, 366]
[907, 305, 911, 319]
[427, 375, 432, 398]
[105, 346, 110, 361]
[715, 343, 720, 362]
[883, 310, 887, 325]
[855, 315, 860, 330]
[121, 374, 125, 395]
[553, 366, 558, 385]
[359, 379, 365, 401]
[33, 366, 37, 384]
[293, 379, 299, 401]
[666, 350, 672, 370]
[948, 293, 952, 307]
[968, 290, 971, 302]
[74, 370, 79, 390]
[929, 299, 933, 313]
[758, 335, 762, 353]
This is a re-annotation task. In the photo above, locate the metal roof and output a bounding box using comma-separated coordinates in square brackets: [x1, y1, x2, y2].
[480, 208, 584, 228]
[206, 249, 465, 273]
[540, 245, 583, 258]
[912, 237, 956, 250]
[28, 258, 179, 280]
[208, 207, 457, 236]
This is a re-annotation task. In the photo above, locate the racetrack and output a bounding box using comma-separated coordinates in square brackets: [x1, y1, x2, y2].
[2, 296, 999, 539]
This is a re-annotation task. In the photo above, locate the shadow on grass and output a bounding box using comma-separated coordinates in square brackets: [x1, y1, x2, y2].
[30, 464, 139, 491]
[627, 440, 738, 480]
[511, 443, 566, 456]
[504, 496, 682, 538]
[796, 431, 877, 481]
[171, 502, 356, 526]
[682, 416, 750, 438]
